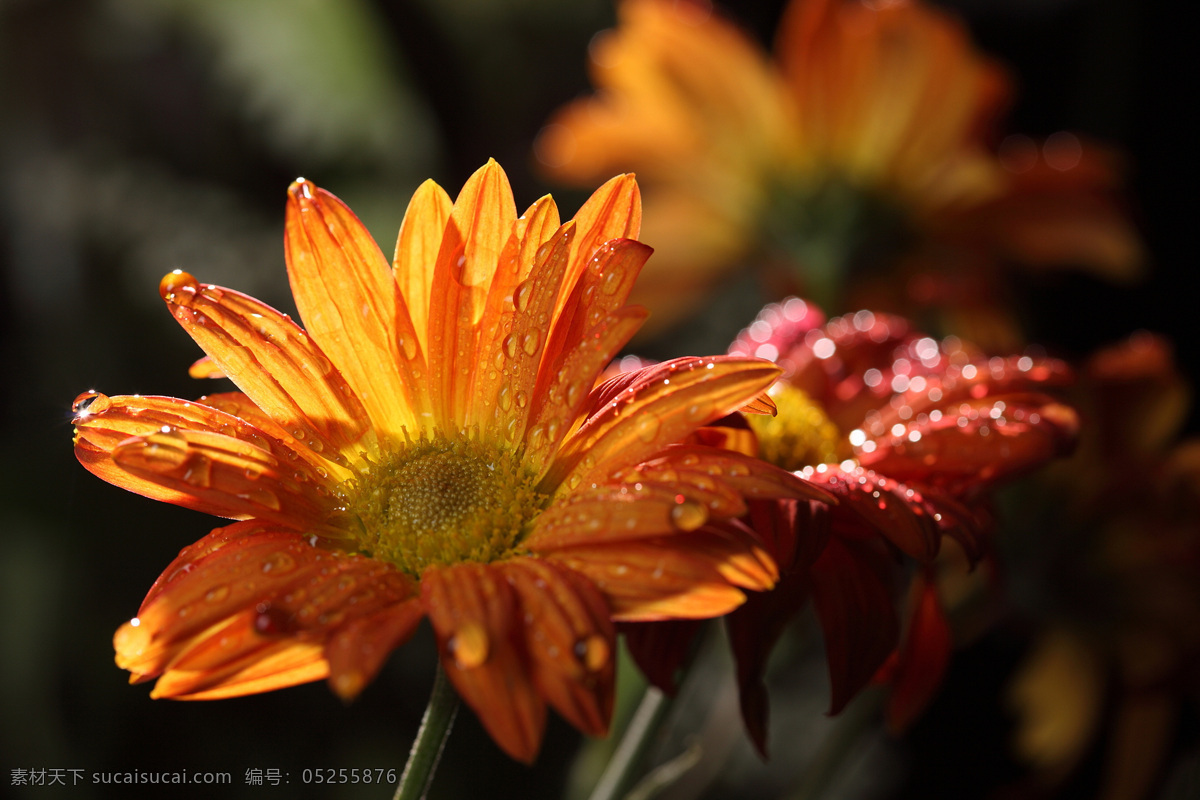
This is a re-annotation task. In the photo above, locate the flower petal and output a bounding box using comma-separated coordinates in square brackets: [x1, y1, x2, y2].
[883, 573, 952, 732]
[421, 563, 546, 763]
[284, 179, 411, 435]
[803, 464, 941, 562]
[427, 160, 518, 425]
[74, 395, 343, 531]
[115, 522, 417, 693]
[501, 559, 615, 737]
[532, 238, 653, 442]
[393, 178, 453, 356]
[546, 357, 783, 494]
[470, 194, 562, 436]
[858, 394, 1080, 492]
[159, 273, 371, 458]
[546, 539, 752, 622]
[326, 599, 425, 700]
[621, 619, 703, 695]
[809, 536, 899, 714]
[557, 173, 642, 322]
[726, 571, 811, 757]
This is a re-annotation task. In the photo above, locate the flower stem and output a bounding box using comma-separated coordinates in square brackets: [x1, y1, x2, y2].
[393, 664, 460, 800]
[586, 686, 672, 800]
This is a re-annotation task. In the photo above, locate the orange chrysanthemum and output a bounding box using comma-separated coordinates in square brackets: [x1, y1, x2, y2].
[537, 0, 1142, 341]
[72, 160, 822, 762]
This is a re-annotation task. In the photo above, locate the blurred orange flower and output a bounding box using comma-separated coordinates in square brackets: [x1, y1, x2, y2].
[1007, 333, 1200, 798]
[625, 297, 1079, 753]
[538, 0, 1141, 340]
[72, 161, 823, 762]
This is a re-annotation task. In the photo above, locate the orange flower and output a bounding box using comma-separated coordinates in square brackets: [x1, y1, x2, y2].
[537, 0, 1141, 340]
[625, 297, 1079, 754]
[72, 161, 822, 762]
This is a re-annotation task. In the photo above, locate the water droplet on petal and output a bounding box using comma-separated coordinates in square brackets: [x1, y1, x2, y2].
[72, 390, 111, 417]
[634, 415, 660, 443]
[239, 487, 281, 511]
[448, 622, 489, 668]
[670, 500, 708, 531]
[522, 330, 541, 356]
[261, 551, 297, 574]
[159, 269, 199, 303]
[574, 634, 610, 672]
[204, 584, 230, 603]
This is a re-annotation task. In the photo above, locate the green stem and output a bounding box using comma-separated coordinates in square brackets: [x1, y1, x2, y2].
[586, 686, 672, 800]
[393, 664, 460, 800]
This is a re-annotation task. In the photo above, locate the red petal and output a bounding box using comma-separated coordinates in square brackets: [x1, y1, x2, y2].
[726, 572, 811, 757]
[621, 619, 703, 694]
[809, 536, 899, 714]
[858, 394, 1079, 492]
[803, 464, 940, 562]
[884, 574, 952, 732]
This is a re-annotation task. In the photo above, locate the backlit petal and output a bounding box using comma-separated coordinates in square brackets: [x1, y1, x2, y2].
[547, 540, 750, 622]
[546, 357, 783, 494]
[284, 179, 411, 434]
[393, 178, 453, 355]
[159, 272, 371, 457]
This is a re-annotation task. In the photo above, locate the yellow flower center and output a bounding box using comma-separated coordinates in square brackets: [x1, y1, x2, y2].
[342, 435, 547, 577]
[748, 384, 842, 472]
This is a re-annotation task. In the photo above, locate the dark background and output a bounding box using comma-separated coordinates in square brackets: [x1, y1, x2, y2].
[1, 0, 1194, 798]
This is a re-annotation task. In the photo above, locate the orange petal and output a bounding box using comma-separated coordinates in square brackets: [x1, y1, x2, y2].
[421, 563, 546, 763]
[468, 195, 563, 437]
[326, 599, 425, 700]
[557, 173, 642, 322]
[73, 395, 342, 530]
[121, 526, 417, 699]
[523, 306, 649, 472]
[546, 540, 749, 622]
[194, 391, 346, 478]
[426, 160, 518, 425]
[477, 222, 577, 444]
[501, 559, 615, 737]
[188, 356, 225, 379]
[546, 357, 783, 494]
[151, 634, 328, 700]
[527, 478, 741, 551]
[284, 179, 411, 435]
[159, 272, 371, 457]
[116, 524, 338, 677]
[393, 178, 453, 355]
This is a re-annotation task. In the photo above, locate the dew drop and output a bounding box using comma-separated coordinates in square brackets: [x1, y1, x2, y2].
[204, 584, 230, 603]
[182, 455, 213, 488]
[159, 269, 199, 303]
[515, 391, 529, 409]
[448, 622, 489, 668]
[634, 415, 660, 443]
[574, 634, 611, 672]
[240, 487, 282, 511]
[261, 551, 297, 574]
[514, 279, 534, 312]
[521, 330, 541, 356]
[72, 390, 111, 417]
[670, 500, 708, 531]
[254, 605, 291, 635]
[503, 334, 519, 359]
